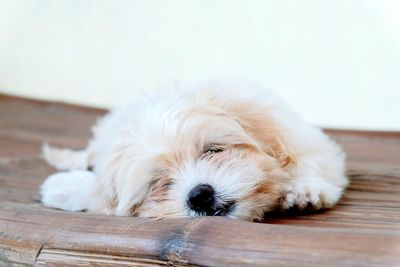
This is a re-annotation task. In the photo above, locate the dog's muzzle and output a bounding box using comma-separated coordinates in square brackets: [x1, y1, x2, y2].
[187, 184, 235, 216]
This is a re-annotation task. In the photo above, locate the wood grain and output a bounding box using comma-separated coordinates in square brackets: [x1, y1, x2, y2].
[0, 94, 399, 266]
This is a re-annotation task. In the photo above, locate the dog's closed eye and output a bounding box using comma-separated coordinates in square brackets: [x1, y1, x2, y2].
[203, 145, 225, 155]
[201, 144, 226, 158]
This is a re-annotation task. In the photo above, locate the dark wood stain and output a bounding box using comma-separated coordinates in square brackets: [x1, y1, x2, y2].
[0, 94, 399, 266]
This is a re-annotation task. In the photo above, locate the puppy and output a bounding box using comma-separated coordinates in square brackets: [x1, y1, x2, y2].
[41, 81, 348, 221]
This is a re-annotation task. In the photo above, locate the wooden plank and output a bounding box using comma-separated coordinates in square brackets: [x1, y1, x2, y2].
[0, 94, 399, 266]
[2, 202, 399, 267]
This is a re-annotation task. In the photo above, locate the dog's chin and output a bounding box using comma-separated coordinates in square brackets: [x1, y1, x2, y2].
[187, 200, 237, 217]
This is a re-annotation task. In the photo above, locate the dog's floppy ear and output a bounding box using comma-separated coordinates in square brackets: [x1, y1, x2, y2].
[214, 96, 296, 169]
[233, 105, 295, 168]
[96, 143, 152, 216]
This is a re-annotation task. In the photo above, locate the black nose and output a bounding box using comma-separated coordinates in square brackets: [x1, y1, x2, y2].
[187, 184, 215, 213]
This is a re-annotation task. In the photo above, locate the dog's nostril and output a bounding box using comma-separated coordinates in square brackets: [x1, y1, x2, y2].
[187, 184, 215, 213]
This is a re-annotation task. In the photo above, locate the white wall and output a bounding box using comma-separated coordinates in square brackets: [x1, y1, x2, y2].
[0, 0, 399, 130]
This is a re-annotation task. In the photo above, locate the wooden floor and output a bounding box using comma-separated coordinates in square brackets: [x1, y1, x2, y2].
[0, 94, 399, 267]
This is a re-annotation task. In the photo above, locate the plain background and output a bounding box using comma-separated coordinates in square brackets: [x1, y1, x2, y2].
[0, 0, 399, 130]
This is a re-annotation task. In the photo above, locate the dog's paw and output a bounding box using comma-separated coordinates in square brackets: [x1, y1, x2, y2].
[281, 177, 343, 211]
[41, 170, 96, 211]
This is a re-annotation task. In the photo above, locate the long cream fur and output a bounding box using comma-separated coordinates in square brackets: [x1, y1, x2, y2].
[41, 81, 348, 221]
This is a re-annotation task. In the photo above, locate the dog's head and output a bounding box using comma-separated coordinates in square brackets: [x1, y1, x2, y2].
[99, 89, 294, 221]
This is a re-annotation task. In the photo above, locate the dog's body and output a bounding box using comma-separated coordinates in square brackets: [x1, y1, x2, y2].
[41, 81, 348, 221]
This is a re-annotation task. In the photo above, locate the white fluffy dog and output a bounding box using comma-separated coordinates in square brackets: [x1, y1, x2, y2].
[41, 81, 348, 221]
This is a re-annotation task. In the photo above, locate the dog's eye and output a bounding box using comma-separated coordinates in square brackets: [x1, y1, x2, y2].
[203, 146, 224, 155]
